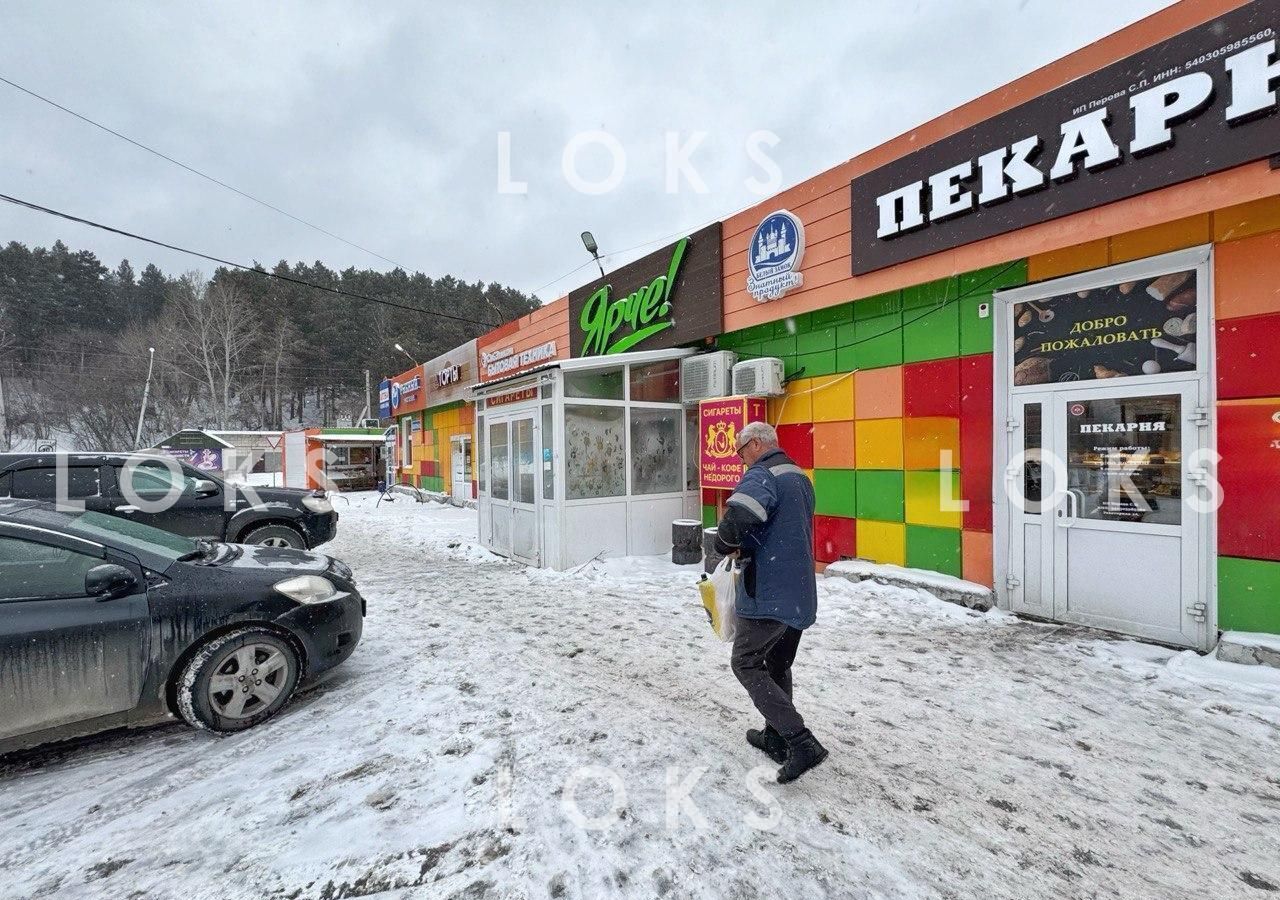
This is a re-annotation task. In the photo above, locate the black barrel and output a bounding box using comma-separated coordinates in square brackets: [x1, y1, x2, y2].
[703, 527, 724, 574]
[672, 519, 702, 565]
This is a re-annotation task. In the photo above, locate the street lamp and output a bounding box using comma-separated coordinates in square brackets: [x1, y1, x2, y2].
[133, 347, 155, 449]
[581, 231, 606, 279]
[393, 343, 420, 366]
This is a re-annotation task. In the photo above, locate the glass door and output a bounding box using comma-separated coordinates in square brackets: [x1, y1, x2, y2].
[487, 420, 511, 556]
[510, 414, 540, 565]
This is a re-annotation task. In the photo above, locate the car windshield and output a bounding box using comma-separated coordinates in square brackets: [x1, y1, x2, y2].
[67, 509, 200, 562]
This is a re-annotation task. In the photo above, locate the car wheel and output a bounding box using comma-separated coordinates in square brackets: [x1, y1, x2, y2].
[242, 523, 306, 549]
[177, 628, 300, 733]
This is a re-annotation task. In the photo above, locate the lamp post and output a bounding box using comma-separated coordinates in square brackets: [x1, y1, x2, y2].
[133, 347, 155, 449]
[581, 231, 606, 279]
[393, 342, 420, 367]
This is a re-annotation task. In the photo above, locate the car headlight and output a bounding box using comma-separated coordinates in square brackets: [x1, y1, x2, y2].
[302, 494, 334, 514]
[273, 575, 338, 604]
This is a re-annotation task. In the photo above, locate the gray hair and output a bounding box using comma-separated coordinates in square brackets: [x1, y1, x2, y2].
[737, 420, 779, 449]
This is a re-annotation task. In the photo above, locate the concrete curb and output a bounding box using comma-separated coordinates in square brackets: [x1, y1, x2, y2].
[1215, 631, 1280, 670]
[824, 559, 996, 611]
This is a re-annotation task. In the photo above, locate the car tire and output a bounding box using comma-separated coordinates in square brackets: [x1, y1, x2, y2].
[241, 523, 307, 549]
[177, 628, 300, 733]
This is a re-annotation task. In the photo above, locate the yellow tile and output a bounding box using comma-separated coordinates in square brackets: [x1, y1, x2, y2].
[769, 378, 813, 425]
[1213, 195, 1280, 243]
[904, 417, 961, 471]
[855, 418, 903, 469]
[904, 470, 964, 528]
[1110, 214, 1211, 263]
[811, 374, 856, 422]
[1027, 239, 1109, 281]
[803, 468, 814, 484]
[858, 520, 905, 566]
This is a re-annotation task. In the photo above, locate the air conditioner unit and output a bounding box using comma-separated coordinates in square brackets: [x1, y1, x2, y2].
[359, 418, 381, 428]
[732, 358, 785, 397]
[680, 351, 737, 403]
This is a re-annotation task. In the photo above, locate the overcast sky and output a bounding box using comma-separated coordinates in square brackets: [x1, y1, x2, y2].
[0, 0, 1174, 304]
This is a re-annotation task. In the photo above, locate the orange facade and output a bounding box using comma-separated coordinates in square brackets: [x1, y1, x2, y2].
[475, 296, 570, 383]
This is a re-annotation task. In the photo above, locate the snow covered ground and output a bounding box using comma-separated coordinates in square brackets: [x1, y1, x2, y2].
[2, 494, 1278, 899]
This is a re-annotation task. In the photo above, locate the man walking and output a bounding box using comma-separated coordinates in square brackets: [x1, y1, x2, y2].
[714, 421, 827, 784]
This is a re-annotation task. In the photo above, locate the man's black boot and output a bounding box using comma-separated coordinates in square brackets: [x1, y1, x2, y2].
[746, 724, 787, 764]
[776, 729, 828, 784]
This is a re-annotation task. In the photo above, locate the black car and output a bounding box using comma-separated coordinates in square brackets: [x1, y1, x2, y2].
[0, 498, 364, 753]
[0, 453, 338, 549]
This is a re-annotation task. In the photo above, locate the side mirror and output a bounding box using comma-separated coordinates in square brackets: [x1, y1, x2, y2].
[86, 563, 140, 601]
[191, 478, 219, 496]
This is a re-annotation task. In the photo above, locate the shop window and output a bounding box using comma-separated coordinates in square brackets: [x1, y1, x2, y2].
[1066, 395, 1181, 525]
[629, 359, 681, 402]
[630, 408, 683, 495]
[565, 368, 624, 401]
[514, 418, 536, 504]
[565, 405, 625, 499]
[542, 404, 555, 501]
[489, 421, 509, 501]
[1023, 403, 1043, 515]
[684, 409, 699, 492]
[477, 416, 486, 493]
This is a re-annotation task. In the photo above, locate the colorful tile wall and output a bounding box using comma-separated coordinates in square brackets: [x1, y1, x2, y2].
[857, 520, 905, 566]
[1216, 398, 1280, 562]
[1218, 556, 1280, 634]
[814, 515, 856, 564]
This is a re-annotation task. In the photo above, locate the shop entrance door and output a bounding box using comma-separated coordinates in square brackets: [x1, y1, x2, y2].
[450, 435, 472, 503]
[484, 412, 540, 565]
[1004, 381, 1208, 648]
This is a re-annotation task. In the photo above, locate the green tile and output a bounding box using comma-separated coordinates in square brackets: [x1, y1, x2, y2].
[1219, 556, 1280, 634]
[905, 525, 962, 577]
[761, 335, 797, 357]
[797, 327, 837, 355]
[855, 470, 904, 522]
[813, 302, 853, 327]
[814, 468, 857, 518]
[797, 350, 837, 378]
[836, 345, 860, 372]
[782, 356, 803, 379]
[835, 321, 858, 348]
[734, 342, 762, 359]
[854, 291, 902, 320]
[903, 300, 959, 363]
[717, 330, 743, 349]
[959, 259, 1028, 295]
[959, 293, 994, 356]
[741, 323, 773, 343]
[854, 312, 904, 368]
[702, 504, 718, 528]
[902, 278, 959, 310]
[773, 312, 811, 336]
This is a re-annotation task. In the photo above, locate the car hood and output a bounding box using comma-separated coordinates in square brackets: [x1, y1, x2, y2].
[217, 543, 331, 572]
[242, 486, 316, 504]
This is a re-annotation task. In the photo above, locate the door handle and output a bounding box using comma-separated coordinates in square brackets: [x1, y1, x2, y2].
[1058, 490, 1079, 527]
[115, 505, 140, 513]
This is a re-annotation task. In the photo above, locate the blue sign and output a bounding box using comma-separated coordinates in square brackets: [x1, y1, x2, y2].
[746, 209, 805, 302]
[378, 379, 392, 420]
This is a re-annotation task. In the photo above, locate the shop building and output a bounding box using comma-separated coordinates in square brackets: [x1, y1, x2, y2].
[705, 0, 1280, 647]
[421, 339, 479, 503]
[473, 227, 722, 568]
[281, 427, 387, 491]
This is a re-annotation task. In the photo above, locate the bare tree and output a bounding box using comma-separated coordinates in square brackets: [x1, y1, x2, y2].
[161, 272, 259, 426]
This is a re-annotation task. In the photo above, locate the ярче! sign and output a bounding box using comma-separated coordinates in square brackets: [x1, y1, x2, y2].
[850, 1, 1280, 275]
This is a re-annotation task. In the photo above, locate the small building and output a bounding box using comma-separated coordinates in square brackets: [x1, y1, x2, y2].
[281, 427, 387, 492]
[151, 429, 233, 472]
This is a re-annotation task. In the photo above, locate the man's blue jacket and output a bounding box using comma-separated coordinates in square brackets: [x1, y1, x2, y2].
[714, 447, 817, 630]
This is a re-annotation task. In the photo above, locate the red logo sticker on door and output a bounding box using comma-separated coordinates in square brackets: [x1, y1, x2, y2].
[1069, 403, 1086, 417]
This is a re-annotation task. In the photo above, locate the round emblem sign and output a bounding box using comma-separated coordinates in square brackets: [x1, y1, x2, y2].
[746, 210, 805, 302]
[390, 381, 402, 410]
[1069, 402, 1086, 416]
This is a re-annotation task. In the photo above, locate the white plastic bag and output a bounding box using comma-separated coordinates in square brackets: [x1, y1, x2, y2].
[706, 556, 739, 642]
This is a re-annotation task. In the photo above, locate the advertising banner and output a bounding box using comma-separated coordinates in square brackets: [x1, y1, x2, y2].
[162, 448, 223, 472]
[1012, 269, 1198, 385]
[699, 397, 768, 490]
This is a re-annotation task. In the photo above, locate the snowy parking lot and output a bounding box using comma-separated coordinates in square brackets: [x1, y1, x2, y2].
[2, 494, 1278, 899]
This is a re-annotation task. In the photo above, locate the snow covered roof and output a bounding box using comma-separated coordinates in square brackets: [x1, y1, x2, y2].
[469, 346, 696, 394]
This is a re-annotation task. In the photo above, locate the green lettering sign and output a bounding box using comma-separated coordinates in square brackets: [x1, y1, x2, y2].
[578, 237, 689, 355]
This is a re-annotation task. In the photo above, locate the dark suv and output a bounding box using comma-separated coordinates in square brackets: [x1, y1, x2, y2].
[0, 453, 338, 549]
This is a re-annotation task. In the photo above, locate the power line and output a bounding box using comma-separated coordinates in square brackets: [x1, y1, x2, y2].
[0, 73, 417, 275]
[0, 192, 502, 329]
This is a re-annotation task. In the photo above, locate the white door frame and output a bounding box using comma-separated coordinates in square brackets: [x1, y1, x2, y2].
[480, 405, 542, 566]
[993, 245, 1216, 649]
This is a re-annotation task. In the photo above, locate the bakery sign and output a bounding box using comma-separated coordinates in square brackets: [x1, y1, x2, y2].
[851, 2, 1280, 274]
[569, 222, 723, 357]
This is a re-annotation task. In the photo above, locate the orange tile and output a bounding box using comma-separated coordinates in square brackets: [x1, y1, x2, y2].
[1216, 231, 1280, 320]
[962, 530, 994, 588]
[1110, 214, 1211, 263]
[855, 366, 903, 419]
[904, 417, 961, 471]
[1027, 239, 1109, 281]
[1213, 195, 1280, 243]
[812, 420, 857, 469]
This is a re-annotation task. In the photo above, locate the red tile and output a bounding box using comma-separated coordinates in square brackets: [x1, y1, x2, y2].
[1217, 312, 1280, 400]
[959, 353, 994, 531]
[813, 515, 856, 563]
[1218, 398, 1280, 561]
[904, 357, 960, 417]
[777, 423, 815, 470]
